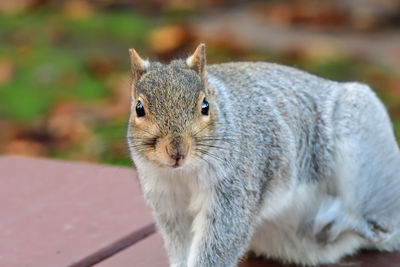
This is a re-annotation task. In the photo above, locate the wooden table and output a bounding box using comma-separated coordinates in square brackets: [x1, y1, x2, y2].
[1, 156, 399, 267]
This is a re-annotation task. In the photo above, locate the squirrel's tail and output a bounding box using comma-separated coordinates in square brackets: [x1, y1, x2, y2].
[333, 82, 400, 251]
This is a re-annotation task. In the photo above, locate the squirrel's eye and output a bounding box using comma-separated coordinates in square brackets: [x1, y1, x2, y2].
[136, 100, 145, 117]
[201, 98, 209, 116]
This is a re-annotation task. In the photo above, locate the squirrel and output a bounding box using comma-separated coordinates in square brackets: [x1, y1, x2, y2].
[126, 43, 400, 267]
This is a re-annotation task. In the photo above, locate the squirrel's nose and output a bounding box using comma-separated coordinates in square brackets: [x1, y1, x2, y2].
[169, 151, 185, 161]
[166, 142, 188, 161]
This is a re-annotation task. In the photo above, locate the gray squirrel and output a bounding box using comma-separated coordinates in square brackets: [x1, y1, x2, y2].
[126, 43, 400, 266]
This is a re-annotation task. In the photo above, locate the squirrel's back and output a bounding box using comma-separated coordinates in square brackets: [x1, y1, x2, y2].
[207, 62, 340, 183]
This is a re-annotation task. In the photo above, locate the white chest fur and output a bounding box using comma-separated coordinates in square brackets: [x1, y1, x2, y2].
[134, 156, 216, 218]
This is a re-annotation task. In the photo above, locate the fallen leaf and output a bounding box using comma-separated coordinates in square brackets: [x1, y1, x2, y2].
[46, 102, 91, 148]
[86, 56, 120, 79]
[147, 25, 194, 61]
[0, 0, 31, 14]
[6, 139, 46, 156]
[0, 60, 15, 86]
[63, 0, 94, 20]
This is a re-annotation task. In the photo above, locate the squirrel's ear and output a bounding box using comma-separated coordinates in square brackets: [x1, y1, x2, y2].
[128, 48, 149, 83]
[187, 43, 206, 76]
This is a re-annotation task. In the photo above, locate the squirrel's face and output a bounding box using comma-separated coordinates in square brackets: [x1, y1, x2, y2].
[127, 44, 216, 169]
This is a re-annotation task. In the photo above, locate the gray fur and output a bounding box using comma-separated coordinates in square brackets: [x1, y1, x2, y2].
[127, 55, 400, 266]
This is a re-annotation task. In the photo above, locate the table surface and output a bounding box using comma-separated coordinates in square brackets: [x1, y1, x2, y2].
[1, 155, 399, 267]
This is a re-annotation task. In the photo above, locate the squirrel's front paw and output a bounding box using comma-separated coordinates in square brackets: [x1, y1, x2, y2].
[311, 197, 346, 245]
[313, 219, 341, 245]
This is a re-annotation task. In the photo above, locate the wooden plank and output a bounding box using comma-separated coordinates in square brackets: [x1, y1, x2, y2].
[96, 233, 169, 267]
[97, 232, 400, 266]
[0, 156, 155, 267]
[240, 250, 400, 267]
[2, 156, 399, 267]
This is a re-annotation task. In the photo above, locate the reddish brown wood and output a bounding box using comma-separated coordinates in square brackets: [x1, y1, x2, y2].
[238, 250, 400, 267]
[1, 155, 399, 267]
[72, 223, 155, 267]
[0, 156, 154, 267]
[96, 233, 169, 267]
[96, 231, 400, 267]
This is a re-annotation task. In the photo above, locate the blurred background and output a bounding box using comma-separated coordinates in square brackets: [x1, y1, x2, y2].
[0, 0, 399, 167]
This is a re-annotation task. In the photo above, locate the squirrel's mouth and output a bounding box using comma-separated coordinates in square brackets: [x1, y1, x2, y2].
[171, 159, 183, 168]
[172, 162, 180, 168]
[168, 156, 190, 168]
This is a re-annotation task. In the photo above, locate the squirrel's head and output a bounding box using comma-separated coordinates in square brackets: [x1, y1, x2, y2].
[127, 44, 217, 169]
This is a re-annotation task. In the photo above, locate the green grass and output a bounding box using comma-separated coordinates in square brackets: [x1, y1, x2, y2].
[0, 11, 154, 122]
[395, 121, 400, 141]
[0, 10, 398, 165]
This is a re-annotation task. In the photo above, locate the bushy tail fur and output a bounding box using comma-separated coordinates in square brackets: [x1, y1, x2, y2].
[334, 82, 400, 251]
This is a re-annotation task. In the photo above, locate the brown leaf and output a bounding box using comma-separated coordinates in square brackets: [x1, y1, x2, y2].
[46, 103, 90, 147]
[6, 139, 46, 157]
[0, 60, 14, 86]
[0, 0, 31, 14]
[388, 80, 400, 100]
[253, 2, 347, 30]
[86, 56, 119, 79]
[147, 25, 194, 61]
[63, 0, 94, 20]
